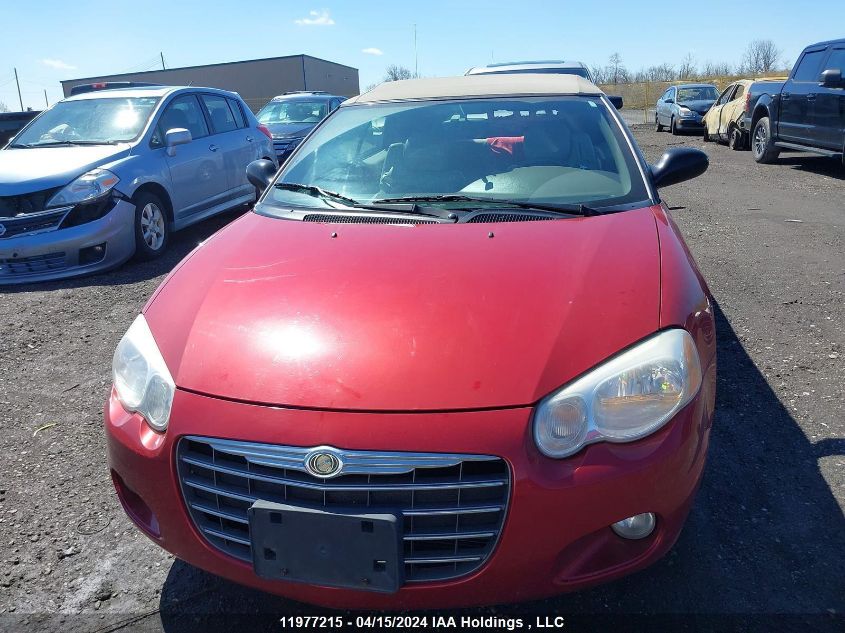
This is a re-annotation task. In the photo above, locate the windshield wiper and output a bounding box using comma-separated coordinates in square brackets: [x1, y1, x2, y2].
[372, 195, 602, 217]
[273, 183, 459, 221]
[30, 140, 119, 147]
[274, 182, 361, 207]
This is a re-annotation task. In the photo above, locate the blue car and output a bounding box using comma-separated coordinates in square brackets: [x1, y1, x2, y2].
[0, 85, 276, 283]
[256, 91, 346, 163]
[655, 84, 718, 135]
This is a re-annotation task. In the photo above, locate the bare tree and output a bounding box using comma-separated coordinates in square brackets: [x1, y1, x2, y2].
[702, 60, 735, 77]
[678, 53, 697, 80]
[607, 52, 628, 84]
[0, 101, 8, 113]
[742, 40, 782, 74]
[383, 65, 417, 82]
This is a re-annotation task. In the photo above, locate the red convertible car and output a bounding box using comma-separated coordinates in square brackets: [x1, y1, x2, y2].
[105, 74, 716, 609]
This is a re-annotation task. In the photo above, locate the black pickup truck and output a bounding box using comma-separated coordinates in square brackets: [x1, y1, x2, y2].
[746, 39, 845, 165]
[0, 110, 40, 147]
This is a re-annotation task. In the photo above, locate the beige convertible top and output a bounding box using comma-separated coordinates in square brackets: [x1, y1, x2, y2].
[344, 74, 603, 104]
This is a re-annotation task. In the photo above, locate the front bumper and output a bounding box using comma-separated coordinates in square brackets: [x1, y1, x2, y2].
[105, 381, 713, 610]
[675, 115, 705, 130]
[0, 199, 135, 284]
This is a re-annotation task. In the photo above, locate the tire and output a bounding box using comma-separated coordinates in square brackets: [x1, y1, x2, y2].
[670, 117, 678, 135]
[132, 191, 169, 260]
[752, 117, 780, 164]
[655, 114, 664, 132]
[729, 126, 744, 151]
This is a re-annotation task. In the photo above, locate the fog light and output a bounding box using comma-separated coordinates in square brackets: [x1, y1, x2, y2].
[79, 243, 106, 266]
[611, 512, 656, 540]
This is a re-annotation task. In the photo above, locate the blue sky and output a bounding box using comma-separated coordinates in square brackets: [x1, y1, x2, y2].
[1, 0, 842, 111]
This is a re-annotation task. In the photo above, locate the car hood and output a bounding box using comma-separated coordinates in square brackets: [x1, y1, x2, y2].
[0, 145, 131, 196]
[265, 122, 315, 139]
[145, 207, 661, 411]
[678, 99, 715, 114]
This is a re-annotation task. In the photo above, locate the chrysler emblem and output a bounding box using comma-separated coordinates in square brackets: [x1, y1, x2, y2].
[305, 449, 343, 478]
[0, 224, 5, 237]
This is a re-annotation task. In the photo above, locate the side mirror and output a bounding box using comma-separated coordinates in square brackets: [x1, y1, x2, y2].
[650, 147, 708, 188]
[246, 159, 278, 194]
[608, 95, 624, 110]
[820, 68, 843, 88]
[165, 128, 191, 157]
[665, 98, 674, 104]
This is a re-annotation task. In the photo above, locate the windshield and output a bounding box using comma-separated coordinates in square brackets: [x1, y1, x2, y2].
[257, 100, 329, 125]
[12, 97, 160, 146]
[677, 86, 718, 102]
[264, 96, 649, 211]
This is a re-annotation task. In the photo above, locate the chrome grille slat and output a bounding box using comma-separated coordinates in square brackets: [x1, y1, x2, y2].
[181, 453, 504, 491]
[403, 555, 483, 564]
[177, 437, 510, 584]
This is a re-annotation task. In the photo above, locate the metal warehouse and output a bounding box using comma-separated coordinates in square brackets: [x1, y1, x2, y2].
[60, 54, 359, 111]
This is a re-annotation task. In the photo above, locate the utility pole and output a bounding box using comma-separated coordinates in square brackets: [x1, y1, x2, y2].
[160, 52, 166, 70]
[44, 89, 49, 108]
[413, 24, 418, 77]
[14, 67, 23, 111]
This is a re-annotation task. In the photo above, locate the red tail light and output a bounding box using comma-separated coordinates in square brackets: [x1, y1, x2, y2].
[257, 124, 273, 140]
[744, 90, 752, 113]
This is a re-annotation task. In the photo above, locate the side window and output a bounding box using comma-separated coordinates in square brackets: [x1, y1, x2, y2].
[202, 94, 238, 133]
[824, 48, 845, 72]
[228, 98, 247, 128]
[716, 86, 733, 105]
[793, 50, 826, 81]
[733, 84, 746, 101]
[151, 94, 209, 147]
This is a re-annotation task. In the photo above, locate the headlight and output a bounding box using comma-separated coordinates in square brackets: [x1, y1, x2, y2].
[679, 107, 694, 117]
[47, 169, 119, 208]
[112, 315, 175, 431]
[533, 329, 702, 458]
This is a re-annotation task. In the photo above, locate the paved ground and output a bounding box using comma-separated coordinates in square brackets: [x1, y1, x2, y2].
[1, 127, 843, 632]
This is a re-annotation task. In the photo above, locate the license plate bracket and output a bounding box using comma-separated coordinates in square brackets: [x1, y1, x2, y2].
[248, 500, 403, 593]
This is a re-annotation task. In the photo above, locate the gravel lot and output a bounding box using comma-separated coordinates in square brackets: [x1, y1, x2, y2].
[1, 126, 843, 632]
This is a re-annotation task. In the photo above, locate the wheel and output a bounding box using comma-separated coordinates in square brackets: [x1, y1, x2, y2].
[132, 192, 169, 260]
[752, 117, 780, 164]
[670, 117, 678, 135]
[655, 114, 664, 132]
[729, 127, 744, 151]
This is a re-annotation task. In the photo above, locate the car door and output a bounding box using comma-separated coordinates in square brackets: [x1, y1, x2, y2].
[154, 93, 227, 223]
[813, 46, 845, 150]
[708, 84, 733, 138]
[780, 47, 827, 143]
[661, 88, 675, 124]
[717, 84, 740, 137]
[200, 93, 257, 206]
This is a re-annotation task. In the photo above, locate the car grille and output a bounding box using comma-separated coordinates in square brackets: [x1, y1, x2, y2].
[0, 208, 71, 239]
[177, 437, 510, 584]
[302, 214, 438, 225]
[0, 188, 61, 217]
[0, 251, 67, 276]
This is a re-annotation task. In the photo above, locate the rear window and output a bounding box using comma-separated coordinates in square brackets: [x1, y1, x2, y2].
[228, 98, 247, 128]
[268, 96, 649, 212]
